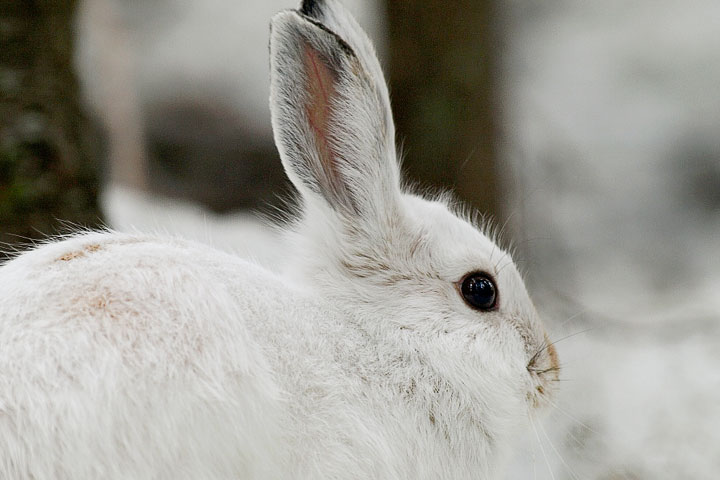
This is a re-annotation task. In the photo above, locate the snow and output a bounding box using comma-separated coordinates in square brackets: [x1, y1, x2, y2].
[502, 1, 720, 478]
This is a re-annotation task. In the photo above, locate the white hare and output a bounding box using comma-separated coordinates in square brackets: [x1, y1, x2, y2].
[0, 1, 559, 478]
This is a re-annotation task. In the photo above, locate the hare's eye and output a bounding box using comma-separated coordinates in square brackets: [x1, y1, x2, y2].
[460, 273, 497, 311]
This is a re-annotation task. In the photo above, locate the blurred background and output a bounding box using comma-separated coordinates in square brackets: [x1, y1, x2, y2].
[1, 0, 718, 478]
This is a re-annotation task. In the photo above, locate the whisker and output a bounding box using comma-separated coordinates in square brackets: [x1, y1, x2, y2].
[528, 366, 562, 375]
[488, 210, 518, 268]
[546, 398, 599, 435]
[457, 148, 476, 174]
[539, 420, 581, 480]
[547, 327, 596, 347]
[495, 210, 517, 247]
[547, 287, 627, 325]
[557, 309, 589, 330]
[531, 435, 537, 480]
[489, 241, 498, 268]
[558, 417, 586, 448]
[495, 260, 516, 276]
[530, 415, 557, 480]
[530, 327, 596, 366]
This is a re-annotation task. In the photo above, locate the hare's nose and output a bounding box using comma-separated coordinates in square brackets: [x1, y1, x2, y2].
[526, 333, 560, 375]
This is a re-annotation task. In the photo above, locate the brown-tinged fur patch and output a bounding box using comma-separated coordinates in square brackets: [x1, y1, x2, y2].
[57, 251, 85, 262]
[56, 243, 103, 262]
[545, 333, 560, 372]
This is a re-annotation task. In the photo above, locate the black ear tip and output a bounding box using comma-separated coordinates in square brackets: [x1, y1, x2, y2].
[300, 0, 322, 17]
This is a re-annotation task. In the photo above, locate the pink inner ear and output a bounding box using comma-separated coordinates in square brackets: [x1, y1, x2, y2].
[302, 43, 347, 200]
[304, 45, 335, 136]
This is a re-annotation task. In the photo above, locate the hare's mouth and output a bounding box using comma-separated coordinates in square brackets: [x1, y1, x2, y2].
[526, 366, 560, 409]
[526, 342, 560, 408]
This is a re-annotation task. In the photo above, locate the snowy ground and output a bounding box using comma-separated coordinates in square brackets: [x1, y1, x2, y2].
[501, 1, 720, 478]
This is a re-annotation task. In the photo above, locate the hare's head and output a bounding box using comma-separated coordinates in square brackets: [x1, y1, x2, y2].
[270, 0, 558, 441]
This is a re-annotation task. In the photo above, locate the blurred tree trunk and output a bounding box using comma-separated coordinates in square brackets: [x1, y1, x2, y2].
[386, 0, 499, 217]
[0, 0, 102, 255]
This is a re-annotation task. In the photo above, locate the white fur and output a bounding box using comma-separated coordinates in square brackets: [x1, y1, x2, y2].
[0, 1, 557, 478]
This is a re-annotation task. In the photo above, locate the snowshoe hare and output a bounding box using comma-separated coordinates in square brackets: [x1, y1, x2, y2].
[0, 0, 559, 478]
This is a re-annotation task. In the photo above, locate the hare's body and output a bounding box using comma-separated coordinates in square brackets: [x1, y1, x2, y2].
[0, 233, 283, 478]
[0, 1, 559, 478]
[1, 232, 512, 479]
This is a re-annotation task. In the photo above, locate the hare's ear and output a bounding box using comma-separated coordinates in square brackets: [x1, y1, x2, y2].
[269, 9, 399, 219]
[299, 0, 392, 133]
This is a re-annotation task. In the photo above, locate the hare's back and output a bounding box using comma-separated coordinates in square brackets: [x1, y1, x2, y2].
[0, 233, 284, 479]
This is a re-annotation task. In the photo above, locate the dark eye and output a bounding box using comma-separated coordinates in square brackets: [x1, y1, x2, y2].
[460, 273, 497, 310]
